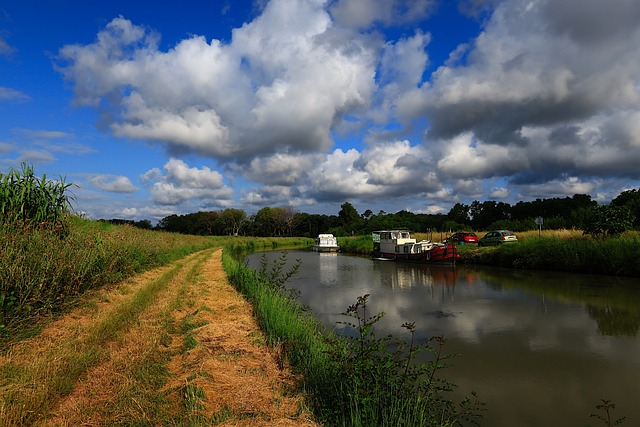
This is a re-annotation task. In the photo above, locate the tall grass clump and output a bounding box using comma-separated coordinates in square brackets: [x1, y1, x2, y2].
[465, 234, 640, 277]
[324, 294, 484, 426]
[0, 162, 72, 230]
[337, 235, 373, 255]
[222, 248, 484, 426]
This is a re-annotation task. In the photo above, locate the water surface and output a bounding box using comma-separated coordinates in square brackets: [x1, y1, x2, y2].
[245, 250, 640, 426]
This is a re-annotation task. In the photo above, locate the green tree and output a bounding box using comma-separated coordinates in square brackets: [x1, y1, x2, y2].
[447, 202, 470, 226]
[338, 202, 361, 234]
[583, 205, 634, 238]
[469, 200, 511, 230]
[219, 208, 247, 236]
[611, 188, 640, 228]
[253, 207, 277, 236]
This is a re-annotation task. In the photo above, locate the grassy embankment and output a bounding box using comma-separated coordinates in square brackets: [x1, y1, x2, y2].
[337, 230, 640, 277]
[0, 216, 214, 333]
[223, 243, 484, 426]
[0, 216, 314, 425]
[460, 229, 640, 277]
[0, 212, 311, 334]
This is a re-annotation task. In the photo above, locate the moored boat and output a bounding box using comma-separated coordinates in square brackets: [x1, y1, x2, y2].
[312, 233, 340, 252]
[371, 230, 459, 263]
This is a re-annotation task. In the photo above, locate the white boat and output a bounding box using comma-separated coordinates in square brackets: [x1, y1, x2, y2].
[372, 230, 459, 263]
[312, 234, 340, 252]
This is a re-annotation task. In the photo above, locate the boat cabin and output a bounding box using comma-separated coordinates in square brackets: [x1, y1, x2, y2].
[313, 234, 340, 252]
[372, 230, 435, 255]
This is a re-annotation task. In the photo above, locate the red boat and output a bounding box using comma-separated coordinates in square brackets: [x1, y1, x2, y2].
[371, 230, 459, 264]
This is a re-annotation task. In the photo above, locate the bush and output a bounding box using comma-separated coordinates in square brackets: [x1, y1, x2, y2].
[583, 205, 635, 238]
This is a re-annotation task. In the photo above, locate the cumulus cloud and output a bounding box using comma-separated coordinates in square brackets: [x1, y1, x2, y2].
[55, 0, 640, 216]
[88, 174, 138, 193]
[241, 152, 319, 185]
[393, 0, 640, 195]
[517, 176, 599, 199]
[56, 1, 378, 161]
[356, 140, 440, 192]
[330, 0, 437, 28]
[142, 158, 233, 206]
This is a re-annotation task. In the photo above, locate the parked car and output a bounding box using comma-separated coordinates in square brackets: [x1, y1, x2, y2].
[478, 230, 518, 247]
[446, 232, 478, 244]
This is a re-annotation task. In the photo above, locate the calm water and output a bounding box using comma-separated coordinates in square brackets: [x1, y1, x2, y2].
[245, 250, 640, 426]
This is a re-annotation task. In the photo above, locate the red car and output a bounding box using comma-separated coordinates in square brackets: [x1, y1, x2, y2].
[446, 232, 478, 244]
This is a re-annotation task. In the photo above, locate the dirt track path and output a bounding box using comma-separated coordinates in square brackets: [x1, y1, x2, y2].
[0, 249, 319, 426]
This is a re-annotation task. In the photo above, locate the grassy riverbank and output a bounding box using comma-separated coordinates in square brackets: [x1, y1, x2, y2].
[0, 215, 312, 335]
[338, 229, 640, 277]
[460, 230, 640, 277]
[223, 244, 483, 426]
[0, 216, 214, 333]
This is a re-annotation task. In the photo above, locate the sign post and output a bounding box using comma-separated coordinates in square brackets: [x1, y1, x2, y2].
[535, 216, 543, 238]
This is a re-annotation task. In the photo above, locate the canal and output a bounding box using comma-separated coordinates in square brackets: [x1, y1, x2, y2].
[245, 249, 640, 426]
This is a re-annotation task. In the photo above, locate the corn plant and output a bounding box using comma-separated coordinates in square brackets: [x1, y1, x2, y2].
[0, 162, 74, 230]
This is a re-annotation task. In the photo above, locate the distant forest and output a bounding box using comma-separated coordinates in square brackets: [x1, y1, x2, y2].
[104, 189, 640, 237]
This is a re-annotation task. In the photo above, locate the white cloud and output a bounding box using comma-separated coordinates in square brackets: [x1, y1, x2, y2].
[53, 0, 640, 214]
[57, 1, 378, 161]
[88, 174, 138, 193]
[436, 132, 527, 179]
[0, 142, 14, 154]
[490, 187, 509, 199]
[0, 87, 29, 101]
[17, 129, 73, 139]
[357, 140, 440, 193]
[242, 152, 318, 185]
[518, 176, 599, 199]
[307, 148, 382, 198]
[18, 149, 56, 164]
[415, 0, 640, 141]
[143, 158, 233, 206]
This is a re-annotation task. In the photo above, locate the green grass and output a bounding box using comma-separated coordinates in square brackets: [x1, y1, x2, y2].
[461, 234, 640, 276]
[0, 216, 216, 333]
[337, 235, 372, 254]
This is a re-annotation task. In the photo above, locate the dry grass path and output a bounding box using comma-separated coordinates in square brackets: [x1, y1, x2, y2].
[0, 249, 319, 426]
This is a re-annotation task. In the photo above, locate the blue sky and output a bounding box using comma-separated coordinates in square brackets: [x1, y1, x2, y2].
[2, 0, 640, 223]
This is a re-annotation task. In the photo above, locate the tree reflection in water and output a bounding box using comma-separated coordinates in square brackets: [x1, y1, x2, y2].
[586, 305, 640, 337]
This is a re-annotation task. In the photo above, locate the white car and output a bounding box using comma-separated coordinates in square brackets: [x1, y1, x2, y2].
[478, 230, 518, 247]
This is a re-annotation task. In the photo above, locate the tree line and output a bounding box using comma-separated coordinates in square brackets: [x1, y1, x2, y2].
[105, 189, 640, 238]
